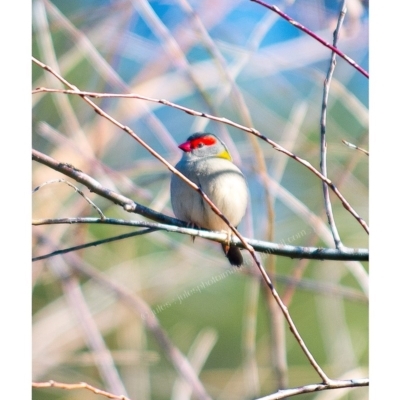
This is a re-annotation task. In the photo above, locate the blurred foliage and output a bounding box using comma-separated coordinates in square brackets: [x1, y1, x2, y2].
[32, 0, 369, 399]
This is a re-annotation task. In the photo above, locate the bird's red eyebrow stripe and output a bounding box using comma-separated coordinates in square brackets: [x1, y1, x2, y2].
[190, 135, 216, 148]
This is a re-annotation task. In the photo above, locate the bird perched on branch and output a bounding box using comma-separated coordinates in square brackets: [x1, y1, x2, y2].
[170, 132, 249, 266]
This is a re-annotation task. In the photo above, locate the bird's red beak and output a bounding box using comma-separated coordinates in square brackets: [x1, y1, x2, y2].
[178, 141, 192, 152]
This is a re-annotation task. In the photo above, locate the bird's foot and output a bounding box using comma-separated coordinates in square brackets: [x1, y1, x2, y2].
[187, 221, 200, 242]
[221, 229, 232, 255]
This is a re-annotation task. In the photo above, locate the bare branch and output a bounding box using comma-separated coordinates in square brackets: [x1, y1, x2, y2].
[250, 0, 369, 78]
[342, 140, 369, 156]
[320, 2, 347, 250]
[255, 378, 369, 400]
[33, 178, 106, 219]
[32, 217, 369, 262]
[32, 222, 156, 262]
[33, 380, 132, 400]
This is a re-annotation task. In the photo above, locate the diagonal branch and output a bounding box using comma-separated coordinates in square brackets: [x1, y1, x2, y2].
[250, 0, 369, 78]
[342, 140, 369, 156]
[33, 178, 106, 219]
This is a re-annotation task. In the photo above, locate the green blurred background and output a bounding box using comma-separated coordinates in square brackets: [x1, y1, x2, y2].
[32, 0, 369, 399]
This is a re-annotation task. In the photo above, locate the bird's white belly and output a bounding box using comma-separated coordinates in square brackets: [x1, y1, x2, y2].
[171, 157, 248, 231]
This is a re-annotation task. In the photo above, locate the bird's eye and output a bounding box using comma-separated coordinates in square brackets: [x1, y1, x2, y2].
[197, 143, 204, 148]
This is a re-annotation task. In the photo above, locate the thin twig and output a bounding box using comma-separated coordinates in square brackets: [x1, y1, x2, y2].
[32, 380, 131, 400]
[32, 86, 369, 235]
[255, 378, 369, 400]
[33, 178, 106, 219]
[342, 140, 369, 155]
[250, 0, 369, 78]
[320, 1, 347, 250]
[32, 224, 156, 262]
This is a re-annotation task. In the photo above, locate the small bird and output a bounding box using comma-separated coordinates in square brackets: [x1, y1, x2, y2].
[170, 132, 249, 266]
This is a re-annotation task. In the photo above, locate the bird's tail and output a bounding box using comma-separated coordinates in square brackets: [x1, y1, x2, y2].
[222, 244, 243, 267]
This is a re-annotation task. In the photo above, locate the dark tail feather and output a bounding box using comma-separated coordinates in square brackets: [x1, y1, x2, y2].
[222, 244, 243, 267]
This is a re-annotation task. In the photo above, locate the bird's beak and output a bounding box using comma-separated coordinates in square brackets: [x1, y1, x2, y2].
[178, 141, 192, 152]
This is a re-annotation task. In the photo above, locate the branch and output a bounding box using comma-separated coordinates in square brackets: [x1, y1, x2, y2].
[255, 378, 369, 400]
[342, 140, 369, 156]
[32, 217, 369, 262]
[250, 0, 369, 78]
[33, 380, 131, 400]
[32, 222, 156, 262]
[320, 2, 347, 250]
[33, 178, 106, 219]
